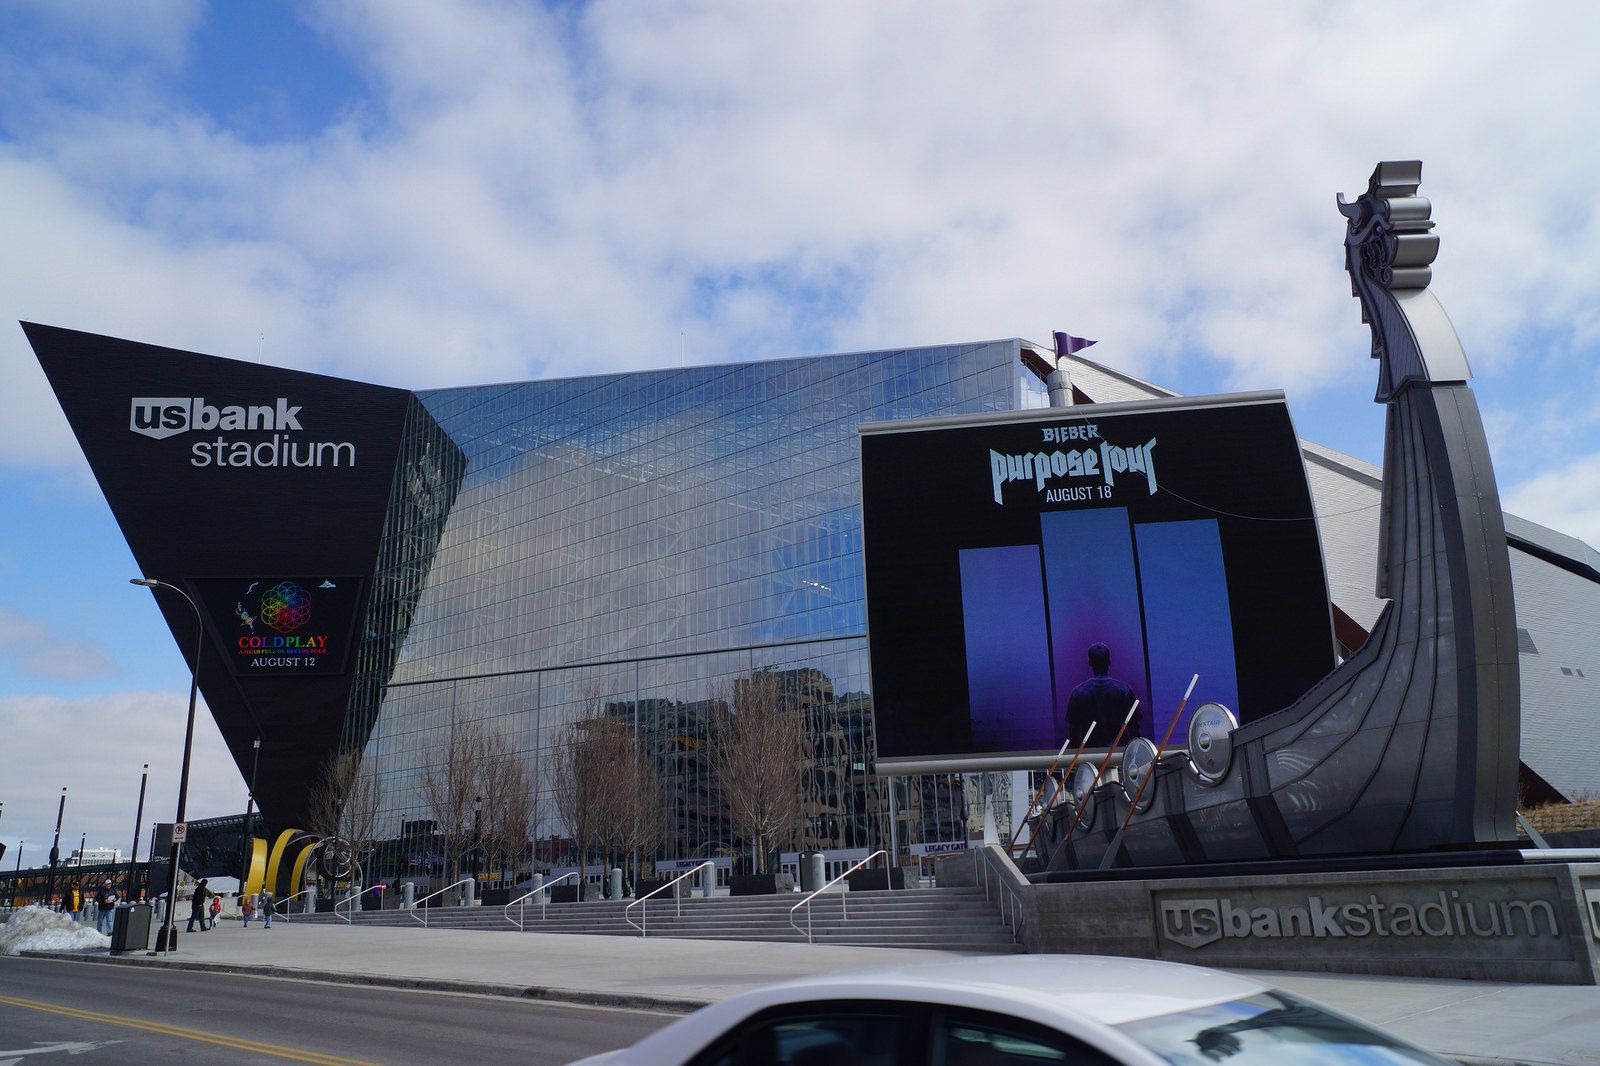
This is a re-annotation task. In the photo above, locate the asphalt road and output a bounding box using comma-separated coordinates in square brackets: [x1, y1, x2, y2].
[0, 956, 674, 1065]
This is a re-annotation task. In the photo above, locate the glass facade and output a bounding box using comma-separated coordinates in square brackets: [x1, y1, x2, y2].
[344, 341, 1044, 879]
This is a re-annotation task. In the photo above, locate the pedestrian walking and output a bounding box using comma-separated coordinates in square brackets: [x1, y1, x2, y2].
[241, 892, 255, 928]
[67, 884, 82, 922]
[94, 879, 118, 935]
[186, 878, 210, 933]
[209, 892, 222, 928]
[259, 887, 274, 928]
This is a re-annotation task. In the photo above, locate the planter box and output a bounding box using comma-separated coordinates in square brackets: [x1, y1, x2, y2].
[549, 883, 599, 903]
[635, 878, 686, 900]
[730, 873, 795, 896]
[845, 866, 907, 892]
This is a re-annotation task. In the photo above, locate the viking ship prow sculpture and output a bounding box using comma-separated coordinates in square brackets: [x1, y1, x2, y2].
[1039, 161, 1522, 872]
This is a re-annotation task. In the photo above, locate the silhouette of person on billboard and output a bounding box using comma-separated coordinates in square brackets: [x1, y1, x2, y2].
[1066, 642, 1139, 747]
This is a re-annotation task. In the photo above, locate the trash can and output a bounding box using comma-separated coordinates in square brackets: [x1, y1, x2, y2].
[111, 904, 153, 955]
[800, 851, 825, 892]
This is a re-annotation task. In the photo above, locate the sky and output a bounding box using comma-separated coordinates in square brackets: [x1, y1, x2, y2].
[2, 1, 1598, 869]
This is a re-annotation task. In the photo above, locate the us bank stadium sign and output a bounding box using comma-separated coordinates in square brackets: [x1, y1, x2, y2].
[129, 395, 358, 468]
[1157, 890, 1561, 951]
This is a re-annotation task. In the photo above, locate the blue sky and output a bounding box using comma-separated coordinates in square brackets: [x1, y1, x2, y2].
[2, 0, 1598, 861]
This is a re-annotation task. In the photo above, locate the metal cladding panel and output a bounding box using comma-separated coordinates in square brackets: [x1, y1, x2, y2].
[1303, 450, 1386, 632]
[24, 323, 414, 829]
[1510, 548, 1600, 798]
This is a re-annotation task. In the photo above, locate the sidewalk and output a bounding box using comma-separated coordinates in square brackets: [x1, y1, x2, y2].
[24, 919, 1600, 1064]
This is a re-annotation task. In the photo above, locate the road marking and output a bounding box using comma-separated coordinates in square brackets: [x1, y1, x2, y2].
[0, 995, 381, 1066]
[0, 1040, 121, 1065]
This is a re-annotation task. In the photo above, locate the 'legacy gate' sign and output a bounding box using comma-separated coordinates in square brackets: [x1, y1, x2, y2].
[860, 392, 1335, 770]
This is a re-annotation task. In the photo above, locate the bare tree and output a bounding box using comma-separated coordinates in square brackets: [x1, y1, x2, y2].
[546, 691, 616, 892]
[713, 670, 807, 873]
[621, 736, 668, 887]
[477, 727, 538, 882]
[420, 716, 488, 887]
[304, 750, 383, 858]
[592, 721, 667, 890]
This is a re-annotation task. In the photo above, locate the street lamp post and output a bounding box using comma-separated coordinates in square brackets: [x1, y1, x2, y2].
[45, 787, 66, 910]
[130, 577, 203, 953]
[127, 764, 149, 898]
[11, 840, 22, 907]
[472, 795, 482, 904]
[242, 738, 261, 885]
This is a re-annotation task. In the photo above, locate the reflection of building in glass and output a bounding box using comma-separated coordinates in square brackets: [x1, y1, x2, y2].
[908, 774, 969, 846]
[351, 341, 1054, 874]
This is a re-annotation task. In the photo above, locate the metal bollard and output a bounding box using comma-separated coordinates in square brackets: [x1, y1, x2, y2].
[608, 868, 623, 900]
[700, 865, 714, 898]
[402, 882, 415, 910]
[803, 852, 825, 893]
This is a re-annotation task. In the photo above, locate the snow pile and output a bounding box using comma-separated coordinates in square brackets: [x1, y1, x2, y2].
[0, 906, 111, 956]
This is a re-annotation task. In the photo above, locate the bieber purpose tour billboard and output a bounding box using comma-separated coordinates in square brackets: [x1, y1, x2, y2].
[860, 392, 1337, 772]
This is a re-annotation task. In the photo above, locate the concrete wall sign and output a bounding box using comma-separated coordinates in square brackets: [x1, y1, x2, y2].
[1158, 890, 1561, 951]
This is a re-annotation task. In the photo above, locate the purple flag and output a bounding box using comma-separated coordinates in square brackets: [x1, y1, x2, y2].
[1054, 331, 1097, 359]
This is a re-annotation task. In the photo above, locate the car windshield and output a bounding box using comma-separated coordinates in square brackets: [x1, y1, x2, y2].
[1117, 990, 1452, 1065]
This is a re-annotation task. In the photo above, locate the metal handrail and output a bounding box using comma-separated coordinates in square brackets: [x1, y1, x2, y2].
[331, 887, 364, 925]
[503, 871, 581, 931]
[408, 878, 473, 927]
[270, 888, 316, 922]
[973, 845, 1026, 943]
[788, 849, 888, 943]
[625, 861, 712, 936]
[330, 862, 369, 926]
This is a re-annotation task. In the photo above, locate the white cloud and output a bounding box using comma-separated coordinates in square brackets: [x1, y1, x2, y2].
[1504, 454, 1600, 552]
[4, 0, 205, 65]
[2, 1, 1599, 494]
[0, 605, 115, 681]
[0, 691, 243, 867]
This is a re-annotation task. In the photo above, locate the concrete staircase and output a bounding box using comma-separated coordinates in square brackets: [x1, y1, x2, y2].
[290, 886, 1021, 952]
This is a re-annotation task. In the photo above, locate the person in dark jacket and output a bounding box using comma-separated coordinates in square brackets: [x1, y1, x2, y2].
[94, 879, 119, 934]
[186, 878, 211, 933]
[1065, 642, 1139, 747]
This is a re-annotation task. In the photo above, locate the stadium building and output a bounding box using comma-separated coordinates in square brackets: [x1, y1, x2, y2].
[26, 323, 1600, 883]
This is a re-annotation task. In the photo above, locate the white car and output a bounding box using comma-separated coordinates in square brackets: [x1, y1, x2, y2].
[570, 955, 1453, 1065]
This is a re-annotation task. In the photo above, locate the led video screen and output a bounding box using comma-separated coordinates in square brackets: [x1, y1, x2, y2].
[861, 392, 1335, 770]
[192, 575, 366, 677]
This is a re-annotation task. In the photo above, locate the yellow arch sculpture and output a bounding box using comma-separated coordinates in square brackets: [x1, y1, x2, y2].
[243, 837, 268, 896]
[264, 828, 310, 896]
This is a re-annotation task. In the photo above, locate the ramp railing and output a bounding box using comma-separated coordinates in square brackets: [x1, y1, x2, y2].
[503, 871, 581, 931]
[788, 849, 887, 943]
[408, 878, 473, 927]
[625, 861, 712, 936]
[973, 845, 1025, 943]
